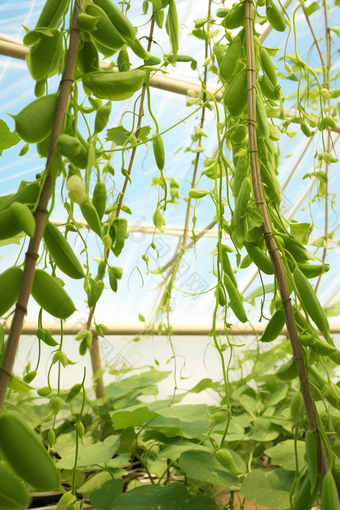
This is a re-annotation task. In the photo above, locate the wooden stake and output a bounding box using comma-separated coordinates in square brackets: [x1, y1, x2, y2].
[244, 0, 328, 480]
[0, 2, 84, 408]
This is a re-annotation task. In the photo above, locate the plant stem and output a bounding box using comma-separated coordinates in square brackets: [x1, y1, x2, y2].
[148, 2, 212, 324]
[86, 18, 156, 398]
[182, 0, 211, 247]
[0, 1, 84, 409]
[244, 0, 328, 480]
[116, 17, 155, 218]
[72, 367, 86, 496]
[302, 4, 326, 84]
[315, 0, 331, 293]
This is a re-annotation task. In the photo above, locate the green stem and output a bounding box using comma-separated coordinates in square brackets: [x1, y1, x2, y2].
[71, 367, 86, 496]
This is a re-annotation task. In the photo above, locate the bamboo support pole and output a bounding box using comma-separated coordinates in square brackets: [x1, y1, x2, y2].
[0, 4, 84, 407]
[244, 0, 327, 480]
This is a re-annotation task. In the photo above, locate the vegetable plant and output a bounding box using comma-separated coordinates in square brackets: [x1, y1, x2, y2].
[0, 0, 339, 508]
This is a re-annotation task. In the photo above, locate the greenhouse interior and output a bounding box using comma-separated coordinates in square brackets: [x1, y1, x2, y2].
[0, 0, 340, 508]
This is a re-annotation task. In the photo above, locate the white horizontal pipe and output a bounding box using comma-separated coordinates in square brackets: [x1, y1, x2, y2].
[4, 320, 340, 336]
[1, 38, 340, 134]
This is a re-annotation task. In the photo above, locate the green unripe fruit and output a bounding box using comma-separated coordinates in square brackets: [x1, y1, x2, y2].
[0, 412, 60, 491]
[9, 202, 36, 238]
[0, 463, 31, 510]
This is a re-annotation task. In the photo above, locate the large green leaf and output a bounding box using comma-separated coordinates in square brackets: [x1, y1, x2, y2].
[112, 406, 158, 429]
[245, 284, 275, 304]
[0, 119, 20, 156]
[97, 482, 187, 509]
[264, 440, 307, 471]
[156, 404, 208, 421]
[238, 394, 258, 415]
[111, 402, 209, 436]
[117, 370, 171, 390]
[56, 435, 120, 469]
[79, 470, 125, 498]
[241, 468, 294, 510]
[106, 371, 171, 410]
[148, 415, 209, 439]
[189, 379, 220, 393]
[0, 232, 25, 247]
[8, 377, 32, 392]
[55, 430, 94, 458]
[92, 482, 219, 510]
[264, 384, 289, 408]
[159, 443, 210, 461]
[248, 418, 281, 442]
[185, 497, 219, 509]
[324, 302, 340, 317]
[89, 479, 124, 510]
[290, 222, 312, 245]
[5, 402, 49, 428]
[105, 126, 130, 146]
[178, 450, 239, 489]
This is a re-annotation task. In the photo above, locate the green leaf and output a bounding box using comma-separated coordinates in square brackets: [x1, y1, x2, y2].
[112, 406, 158, 429]
[0, 119, 20, 156]
[245, 206, 264, 232]
[290, 222, 312, 245]
[156, 404, 208, 421]
[109, 370, 171, 393]
[56, 435, 120, 469]
[0, 193, 14, 208]
[148, 415, 209, 439]
[238, 394, 258, 415]
[189, 378, 220, 393]
[106, 126, 130, 146]
[57, 492, 76, 510]
[304, 1, 319, 16]
[79, 473, 111, 497]
[193, 17, 212, 28]
[186, 497, 219, 509]
[138, 126, 151, 142]
[0, 232, 25, 247]
[264, 440, 307, 471]
[8, 376, 32, 392]
[178, 451, 239, 489]
[249, 418, 281, 442]
[264, 384, 289, 408]
[159, 443, 210, 461]
[78, 435, 120, 466]
[241, 469, 295, 510]
[102, 483, 187, 509]
[36, 28, 54, 37]
[138, 313, 145, 322]
[245, 284, 275, 305]
[324, 302, 340, 317]
[5, 403, 49, 429]
[331, 23, 340, 33]
[89, 479, 123, 510]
